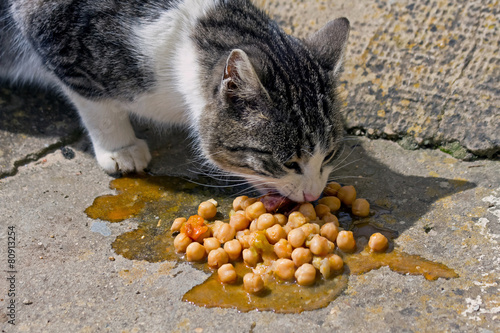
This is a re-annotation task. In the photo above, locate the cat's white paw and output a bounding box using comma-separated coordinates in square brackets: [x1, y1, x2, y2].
[94, 139, 152, 174]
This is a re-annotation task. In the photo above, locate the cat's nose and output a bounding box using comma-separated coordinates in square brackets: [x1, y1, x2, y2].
[303, 192, 320, 202]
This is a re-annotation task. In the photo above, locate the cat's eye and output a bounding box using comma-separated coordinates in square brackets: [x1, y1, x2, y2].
[284, 161, 302, 173]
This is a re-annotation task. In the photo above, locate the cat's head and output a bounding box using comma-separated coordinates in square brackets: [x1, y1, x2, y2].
[198, 18, 350, 202]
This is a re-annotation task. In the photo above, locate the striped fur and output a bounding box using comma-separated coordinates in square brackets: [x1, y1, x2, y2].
[1, 0, 349, 202]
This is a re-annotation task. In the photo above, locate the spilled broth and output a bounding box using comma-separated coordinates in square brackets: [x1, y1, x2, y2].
[86, 175, 457, 313]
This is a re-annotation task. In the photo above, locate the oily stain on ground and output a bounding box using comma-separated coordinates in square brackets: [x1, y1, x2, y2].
[85, 175, 457, 313]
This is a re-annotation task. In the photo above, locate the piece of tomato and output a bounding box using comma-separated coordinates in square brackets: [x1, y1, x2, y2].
[181, 215, 208, 241]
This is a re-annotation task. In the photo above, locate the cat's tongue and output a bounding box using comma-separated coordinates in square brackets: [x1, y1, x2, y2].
[259, 194, 298, 214]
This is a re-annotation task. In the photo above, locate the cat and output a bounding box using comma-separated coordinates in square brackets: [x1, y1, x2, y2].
[0, 0, 350, 203]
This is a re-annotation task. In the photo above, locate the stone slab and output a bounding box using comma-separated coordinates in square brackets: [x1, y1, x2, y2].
[258, 0, 500, 158]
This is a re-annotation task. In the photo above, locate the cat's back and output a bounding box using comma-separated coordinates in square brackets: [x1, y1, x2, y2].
[1, 0, 183, 96]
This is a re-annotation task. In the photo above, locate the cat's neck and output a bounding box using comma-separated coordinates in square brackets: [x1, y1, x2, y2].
[134, 0, 224, 129]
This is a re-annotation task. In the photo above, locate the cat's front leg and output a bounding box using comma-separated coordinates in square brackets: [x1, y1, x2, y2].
[67, 91, 152, 174]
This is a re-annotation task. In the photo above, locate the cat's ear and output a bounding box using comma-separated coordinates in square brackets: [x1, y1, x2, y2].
[305, 17, 350, 76]
[221, 49, 266, 101]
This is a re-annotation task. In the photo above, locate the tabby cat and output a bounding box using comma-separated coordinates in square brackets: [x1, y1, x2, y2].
[0, 0, 350, 202]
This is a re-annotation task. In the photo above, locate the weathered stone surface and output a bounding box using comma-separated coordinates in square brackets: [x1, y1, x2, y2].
[258, 0, 500, 158]
[0, 84, 81, 177]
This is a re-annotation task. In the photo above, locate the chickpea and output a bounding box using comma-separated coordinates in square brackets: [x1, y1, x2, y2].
[295, 263, 316, 286]
[243, 273, 265, 294]
[274, 239, 293, 259]
[224, 239, 242, 261]
[299, 203, 317, 221]
[236, 230, 251, 249]
[211, 220, 225, 238]
[309, 235, 330, 256]
[337, 185, 356, 205]
[242, 248, 261, 267]
[265, 224, 287, 244]
[249, 220, 258, 233]
[318, 196, 341, 212]
[174, 232, 192, 253]
[233, 196, 249, 211]
[274, 259, 295, 281]
[246, 201, 267, 220]
[283, 224, 292, 235]
[287, 211, 307, 228]
[198, 201, 217, 220]
[215, 223, 236, 244]
[186, 242, 206, 261]
[337, 230, 356, 252]
[322, 213, 339, 227]
[241, 197, 258, 211]
[203, 237, 221, 254]
[324, 182, 342, 196]
[321, 222, 339, 242]
[170, 217, 186, 232]
[287, 228, 306, 248]
[312, 256, 331, 279]
[328, 254, 344, 271]
[218, 263, 237, 284]
[291, 247, 313, 267]
[256, 213, 276, 230]
[300, 223, 320, 238]
[207, 248, 229, 268]
[274, 214, 287, 226]
[369, 233, 389, 252]
[195, 227, 211, 243]
[314, 204, 331, 218]
[230, 213, 251, 231]
[352, 198, 370, 217]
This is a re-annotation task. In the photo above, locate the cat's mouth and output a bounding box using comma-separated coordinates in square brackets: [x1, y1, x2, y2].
[259, 193, 297, 214]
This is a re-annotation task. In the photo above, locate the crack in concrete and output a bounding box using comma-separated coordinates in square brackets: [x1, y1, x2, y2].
[0, 129, 83, 179]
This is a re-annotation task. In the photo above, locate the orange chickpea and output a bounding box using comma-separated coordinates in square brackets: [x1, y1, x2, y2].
[186, 242, 206, 262]
[274, 239, 293, 259]
[314, 204, 331, 218]
[243, 273, 264, 294]
[218, 263, 238, 284]
[203, 237, 221, 254]
[174, 233, 192, 253]
[274, 259, 295, 281]
[324, 182, 342, 196]
[229, 213, 251, 231]
[170, 217, 186, 232]
[328, 254, 344, 271]
[352, 198, 370, 217]
[287, 211, 307, 228]
[198, 201, 217, 220]
[249, 220, 258, 233]
[274, 214, 287, 226]
[318, 196, 341, 212]
[236, 230, 251, 249]
[291, 247, 313, 267]
[300, 223, 320, 238]
[241, 197, 258, 211]
[233, 196, 249, 211]
[256, 213, 276, 230]
[369, 233, 389, 252]
[207, 248, 229, 268]
[299, 203, 317, 221]
[337, 230, 356, 252]
[246, 201, 267, 220]
[295, 263, 316, 286]
[337, 185, 357, 205]
[215, 223, 236, 244]
[242, 248, 261, 267]
[320, 222, 339, 242]
[265, 224, 287, 244]
[287, 228, 306, 248]
[224, 239, 242, 261]
[309, 235, 330, 256]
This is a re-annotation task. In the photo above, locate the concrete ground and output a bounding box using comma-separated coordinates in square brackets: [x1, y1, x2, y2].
[1, 0, 500, 332]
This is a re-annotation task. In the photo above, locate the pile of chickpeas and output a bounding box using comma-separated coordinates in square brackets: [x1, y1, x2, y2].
[170, 182, 388, 294]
